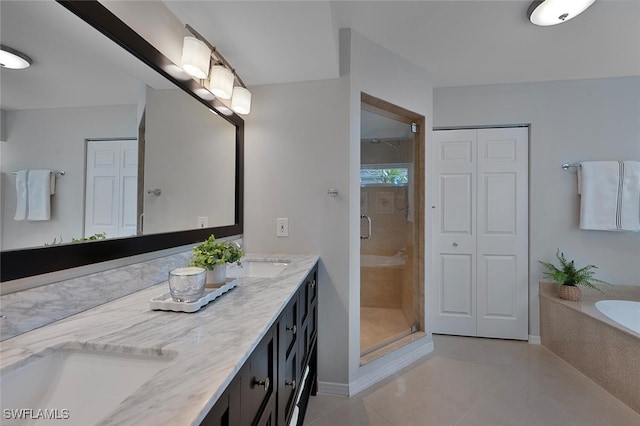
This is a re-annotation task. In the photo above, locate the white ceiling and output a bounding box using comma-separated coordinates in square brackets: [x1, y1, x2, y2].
[2, 1, 638, 111]
[165, 0, 640, 88]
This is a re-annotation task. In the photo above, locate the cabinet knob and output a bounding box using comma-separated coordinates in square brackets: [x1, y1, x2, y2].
[310, 279, 316, 289]
[286, 324, 297, 334]
[286, 379, 296, 389]
[253, 376, 270, 392]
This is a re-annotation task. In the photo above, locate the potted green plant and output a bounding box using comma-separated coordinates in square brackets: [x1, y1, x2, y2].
[189, 235, 243, 285]
[538, 249, 609, 301]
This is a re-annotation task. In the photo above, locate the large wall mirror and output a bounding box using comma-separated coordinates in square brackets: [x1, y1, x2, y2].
[0, 0, 244, 282]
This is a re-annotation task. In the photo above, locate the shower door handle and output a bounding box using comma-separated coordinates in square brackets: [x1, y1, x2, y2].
[361, 215, 372, 240]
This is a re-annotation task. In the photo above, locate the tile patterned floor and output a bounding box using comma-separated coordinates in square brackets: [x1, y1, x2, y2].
[304, 334, 640, 426]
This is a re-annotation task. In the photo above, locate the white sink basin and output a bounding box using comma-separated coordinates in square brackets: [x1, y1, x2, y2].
[0, 343, 175, 425]
[226, 260, 289, 278]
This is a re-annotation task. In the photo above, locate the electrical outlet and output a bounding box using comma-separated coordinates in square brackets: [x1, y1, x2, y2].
[197, 217, 208, 228]
[276, 218, 288, 237]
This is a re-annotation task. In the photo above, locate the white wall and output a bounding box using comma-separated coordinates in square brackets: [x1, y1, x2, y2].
[1, 105, 136, 250]
[245, 29, 434, 390]
[144, 88, 236, 234]
[433, 76, 640, 336]
[343, 29, 434, 386]
[244, 78, 351, 385]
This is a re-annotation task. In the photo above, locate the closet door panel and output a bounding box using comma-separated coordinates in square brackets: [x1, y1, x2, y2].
[476, 128, 528, 340]
[431, 129, 477, 336]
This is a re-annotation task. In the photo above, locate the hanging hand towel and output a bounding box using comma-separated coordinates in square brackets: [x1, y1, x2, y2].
[27, 169, 52, 221]
[13, 170, 28, 220]
[579, 161, 640, 231]
[621, 161, 640, 231]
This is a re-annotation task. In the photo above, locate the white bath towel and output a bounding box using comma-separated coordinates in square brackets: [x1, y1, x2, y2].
[579, 161, 640, 231]
[13, 170, 28, 220]
[26, 169, 52, 221]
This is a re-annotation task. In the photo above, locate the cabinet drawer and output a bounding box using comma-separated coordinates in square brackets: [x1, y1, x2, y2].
[277, 349, 298, 425]
[307, 269, 318, 307]
[281, 295, 298, 358]
[242, 329, 276, 426]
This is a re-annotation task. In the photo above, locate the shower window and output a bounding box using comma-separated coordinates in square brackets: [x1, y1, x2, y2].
[360, 164, 410, 186]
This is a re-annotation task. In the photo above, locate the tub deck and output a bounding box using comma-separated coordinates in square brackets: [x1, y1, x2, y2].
[539, 281, 640, 414]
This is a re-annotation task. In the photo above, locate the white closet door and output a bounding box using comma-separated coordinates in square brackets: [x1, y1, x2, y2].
[119, 141, 138, 237]
[85, 140, 137, 239]
[476, 128, 528, 340]
[431, 128, 528, 340]
[431, 129, 477, 336]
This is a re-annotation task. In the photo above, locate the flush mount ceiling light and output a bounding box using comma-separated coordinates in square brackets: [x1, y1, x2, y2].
[0, 45, 32, 69]
[183, 24, 252, 115]
[528, 0, 597, 26]
[181, 36, 211, 79]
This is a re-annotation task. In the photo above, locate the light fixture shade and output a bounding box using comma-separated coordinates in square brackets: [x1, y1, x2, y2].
[0, 45, 32, 69]
[208, 65, 234, 99]
[231, 87, 252, 115]
[181, 36, 211, 79]
[528, 0, 596, 26]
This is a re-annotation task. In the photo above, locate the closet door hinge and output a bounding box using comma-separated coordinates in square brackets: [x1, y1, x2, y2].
[411, 122, 420, 134]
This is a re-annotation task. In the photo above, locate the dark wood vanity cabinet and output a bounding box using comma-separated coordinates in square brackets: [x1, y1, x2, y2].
[201, 265, 318, 426]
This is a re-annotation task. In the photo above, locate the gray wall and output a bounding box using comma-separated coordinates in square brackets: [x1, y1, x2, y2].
[1, 105, 136, 250]
[433, 76, 640, 336]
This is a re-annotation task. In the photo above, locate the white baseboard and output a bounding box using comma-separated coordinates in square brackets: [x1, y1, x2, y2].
[316, 381, 350, 397]
[528, 335, 541, 345]
[349, 340, 434, 396]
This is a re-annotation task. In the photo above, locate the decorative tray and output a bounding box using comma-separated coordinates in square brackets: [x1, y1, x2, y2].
[149, 278, 239, 313]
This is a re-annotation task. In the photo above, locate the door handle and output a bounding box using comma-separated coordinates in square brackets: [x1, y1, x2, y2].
[360, 215, 372, 240]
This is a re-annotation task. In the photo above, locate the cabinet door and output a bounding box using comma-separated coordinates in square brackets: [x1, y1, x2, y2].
[200, 376, 240, 426]
[242, 329, 276, 426]
[278, 293, 300, 426]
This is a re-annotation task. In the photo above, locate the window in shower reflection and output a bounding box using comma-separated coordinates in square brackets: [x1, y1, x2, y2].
[360, 95, 425, 364]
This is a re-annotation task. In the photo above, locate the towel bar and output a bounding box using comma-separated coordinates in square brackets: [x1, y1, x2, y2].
[11, 170, 65, 176]
[561, 163, 581, 171]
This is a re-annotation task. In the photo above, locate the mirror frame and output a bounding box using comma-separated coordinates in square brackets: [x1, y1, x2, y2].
[0, 0, 244, 282]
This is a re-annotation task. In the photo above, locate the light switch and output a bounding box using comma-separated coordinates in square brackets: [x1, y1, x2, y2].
[276, 218, 288, 237]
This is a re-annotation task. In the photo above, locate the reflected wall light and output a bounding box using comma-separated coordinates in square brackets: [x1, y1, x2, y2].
[0, 45, 32, 69]
[181, 36, 211, 79]
[183, 24, 252, 115]
[528, 0, 597, 26]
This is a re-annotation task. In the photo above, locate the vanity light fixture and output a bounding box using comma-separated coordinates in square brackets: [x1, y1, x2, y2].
[181, 36, 211, 79]
[183, 24, 252, 115]
[0, 45, 32, 69]
[208, 65, 234, 99]
[528, 0, 596, 26]
[231, 86, 252, 115]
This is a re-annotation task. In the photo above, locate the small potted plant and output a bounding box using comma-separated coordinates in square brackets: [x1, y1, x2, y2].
[539, 249, 609, 301]
[189, 235, 243, 285]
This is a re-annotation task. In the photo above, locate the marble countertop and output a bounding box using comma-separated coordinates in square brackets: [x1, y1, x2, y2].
[0, 254, 319, 426]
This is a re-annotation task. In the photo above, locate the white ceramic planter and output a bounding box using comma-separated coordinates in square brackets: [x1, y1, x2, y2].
[206, 265, 227, 285]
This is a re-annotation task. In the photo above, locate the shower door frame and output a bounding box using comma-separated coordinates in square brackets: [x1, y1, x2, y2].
[359, 92, 426, 361]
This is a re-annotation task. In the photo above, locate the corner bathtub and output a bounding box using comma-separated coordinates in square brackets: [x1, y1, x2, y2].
[539, 282, 640, 414]
[595, 300, 640, 334]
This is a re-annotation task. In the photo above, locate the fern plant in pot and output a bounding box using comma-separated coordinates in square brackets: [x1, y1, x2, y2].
[189, 235, 243, 286]
[539, 250, 609, 301]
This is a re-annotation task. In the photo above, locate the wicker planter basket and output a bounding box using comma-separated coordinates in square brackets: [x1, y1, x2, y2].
[557, 285, 582, 302]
